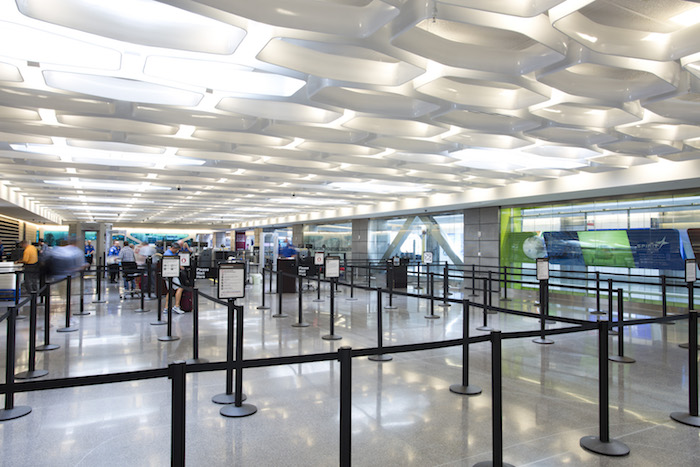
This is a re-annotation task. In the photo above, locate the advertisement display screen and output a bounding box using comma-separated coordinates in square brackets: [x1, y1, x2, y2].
[577, 230, 636, 268]
[627, 229, 685, 270]
[543, 231, 585, 266]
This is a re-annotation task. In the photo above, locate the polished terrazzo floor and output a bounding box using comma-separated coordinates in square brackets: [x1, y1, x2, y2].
[1, 274, 699, 466]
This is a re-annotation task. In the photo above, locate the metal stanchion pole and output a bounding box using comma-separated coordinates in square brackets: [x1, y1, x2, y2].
[468, 264, 478, 296]
[660, 275, 673, 324]
[57, 276, 78, 332]
[439, 265, 451, 308]
[213, 299, 247, 405]
[425, 272, 439, 319]
[272, 271, 288, 318]
[221, 302, 258, 417]
[186, 289, 207, 364]
[533, 279, 554, 345]
[36, 283, 59, 351]
[450, 300, 482, 395]
[501, 266, 511, 302]
[257, 268, 270, 310]
[151, 271, 166, 326]
[369, 289, 392, 361]
[134, 272, 148, 313]
[347, 266, 357, 301]
[292, 275, 310, 327]
[416, 263, 422, 290]
[74, 269, 89, 315]
[158, 277, 179, 341]
[93, 260, 105, 304]
[0, 306, 32, 421]
[339, 346, 352, 467]
[590, 271, 605, 316]
[476, 278, 494, 331]
[580, 320, 630, 456]
[671, 309, 700, 427]
[323, 279, 342, 340]
[607, 279, 618, 336]
[169, 360, 186, 467]
[385, 266, 397, 310]
[15, 293, 48, 379]
[609, 289, 635, 363]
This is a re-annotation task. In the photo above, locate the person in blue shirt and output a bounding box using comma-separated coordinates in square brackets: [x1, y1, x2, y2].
[108, 241, 121, 283]
[84, 240, 95, 265]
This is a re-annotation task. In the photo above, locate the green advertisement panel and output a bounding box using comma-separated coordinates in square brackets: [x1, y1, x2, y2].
[502, 232, 544, 264]
[577, 230, 635, 268]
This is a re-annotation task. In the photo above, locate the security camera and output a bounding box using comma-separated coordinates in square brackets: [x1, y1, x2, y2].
[177, 186, 181, 191]
[292, 193, 296, 197]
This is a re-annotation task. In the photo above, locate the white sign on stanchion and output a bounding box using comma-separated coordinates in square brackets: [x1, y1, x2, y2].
[325, 256, 340, 278]
[423, 251, 433, 264]
[179, 252, 190, 267]
[686, 258, 697, 283]
[218, 263, 246, 299]
[314, 251, 325, 266]
[162, 256, 180, 278]
[536, 258, 549, 281]
[393, 256, 400, 266]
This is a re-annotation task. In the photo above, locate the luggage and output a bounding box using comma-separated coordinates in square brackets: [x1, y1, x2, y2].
[180, 289, 193, 312]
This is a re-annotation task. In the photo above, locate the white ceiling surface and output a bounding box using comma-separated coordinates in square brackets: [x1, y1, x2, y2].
[2, 0, 700, 229]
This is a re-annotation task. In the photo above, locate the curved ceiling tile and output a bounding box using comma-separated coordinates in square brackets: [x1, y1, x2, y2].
[440, 0, 564, 17]
[192, 130, 292, 146]
[658, 149, 700, 162]
[522, 145, 601, 160]
[338, 165, 406, 176]
[17, 0, 246, 54]
[175, 150, 261, 164]
[385, 153, 457, 164]
[598, 137, 683, 156]
[66, 140, 165, 154]
[368, 136, 458, 154]
[537, 45, 681, 103]
[0, 121, 112, 141]
[298, 142, 382, 156]
[125, 134, 223, 151]
[257, 38, 423, 86]
[196, 0, 397, 37]
[550, 0, 700, 61]
[308, 83, 440, 118]
[133, 106, 257, 131]
[587, 154, 657, 168]
[263, 123, 367, 143]
[403, 170, 463, 182]
[617, 123, 700, 141]
[0, 106, 40, 121]
[417, 77, 548, 110]
[323, 154, 401, 167]
[445, 132, 532, 150]
[0, 87, 114, 114]
[531, 102, 641, 128]
[217, 97, 341, 123]
[43, 71, 204, 106]
[343, 117, 446, 138]
[0, 132, 52, 144]
[392, 13, 564, 74]
[57, 115, 178, 135]
[525, 125, 617, 146]
[0, 62, 23, 82]
[232, 146, 316, 160]
[262, 157, 339, 171]
[643, 91, 700, 123]
[434, 109, 541, 133]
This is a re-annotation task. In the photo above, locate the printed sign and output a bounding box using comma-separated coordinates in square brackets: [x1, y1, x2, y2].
[162, 256, 180, 278]
[218, 262, 246, 299]
[536, 258, 549, 281]
[195, 267, 211, 279]
[325, 256, 340, 278]
[179, 252, 190, 267]
[423, 251, 433, 264]
[314, 251, 325, 266]
[298, 265, 309, 277]
[686, 259, 697, 283]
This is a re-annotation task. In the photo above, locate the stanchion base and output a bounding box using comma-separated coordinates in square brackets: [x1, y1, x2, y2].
[533, 338, 555, 345]
[609, 355, 636, 363]
[72, 311, 90, 316]
[57, 326, 78, 333]
[92, 300, 106, 304]
[424, 315, 440, 319]
[0, 406, 32, 421]
[292, 322, 310, 327]
[272, 313, 289, 318]
[256, 306, 270, 310]
[322, 334, 342, 340]
[36, 344, 60, 351]
[476, 326, 494, 332]
[368, 354, 393, 362]
[312, 299, 325, 303]
[133, 308, 149, 313]
[579, 436, 630, 457]
[220, 403, 257, 418]
[486, 310, 498, 315]
[670, 412, 700, 427]
[438, 303, 451, 308]
[384, 305, 398, 310]
[16, 314, 27, 320]
[158, 335, 180, 342]
[212, 392, 247, 405]
[15, 369, 49, 379]
[473, 460, 514, 467]
[679, 342, 689, 349]
[449, 384, 482, 396]
[346, 298, 358, 301]
[150, 320, 167, 326]
[185, 358, 209, 364]
[500, 298, 512, 302]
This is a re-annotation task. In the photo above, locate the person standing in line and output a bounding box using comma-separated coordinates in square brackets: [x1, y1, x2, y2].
[164, 243, 184, 314]
[16, 240, 39, 293]
[108, 241, 121, 283]
[118, 242, 137, 292]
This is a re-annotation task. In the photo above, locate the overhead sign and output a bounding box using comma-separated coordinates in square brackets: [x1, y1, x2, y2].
[162, 256, 180, 278]
[325, 256, 340, 278]
[423, 251, 433, 264]
[218, 262, 246, 299]
[179, 252, 190, 267]
[314, 251, 325, 266]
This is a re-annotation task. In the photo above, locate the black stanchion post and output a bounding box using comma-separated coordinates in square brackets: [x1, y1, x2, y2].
[485, 275, 496, 315]
[450, 300, 482, 395]
[385, 265, 397, 310]
[151, 271, 166, 326]
[36, 283, 59, 351]
[57, 276, 78, 332]
[74, 269, 88, 315]
[347, 266, 357, 301]
[689, 281, 695, 311]
[670, 309, 700, 427]
[257, 268, 270, 310]
[14, 271, 21, 307]
[220, 303, 257, 417]
[425, 272, 439, 319]
[533, 279, 554, 345]
[590, 271, 605, 316]
[476, 278, 494, 331]
[580, 320, 630, 456]
[323, 278, 342, 340]
[213, 299, 246, 405]
[292, 275, 310, 327]
[369, 289, 392, 362]
[607, 279, 618, 336]
[468, 264, 478, 296]
[339, 346, 352, 467]
[609, 289, 635, 363]
[0, 306, 32, 421]
[439, 265, 451, 308]
[169, 360, 186, 467]
[93, 259, 105, 304]
[661, 275, 671, 324]
[186, 289, 207, 364]
[416, 263, 422, 290]
[158, 277, 179, 341]
[314, 272, 324, 303]
[501, 266, 510, 302]
[474, 331, 513, 467]
[272, 271, 288, 318]
[134, 271, 148, 313]
[15, 293, 48, 379]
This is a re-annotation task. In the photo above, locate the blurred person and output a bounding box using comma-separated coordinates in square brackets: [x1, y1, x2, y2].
[0, 239, 4, 260]
[136, 242, 156, 293]
[107, 241, 121, 283]
[118, 242, 137, 292]
[84, 240, 95, 266]
[177, 239, 191, 254]
[48, 238, 87, 281]
[16, 240, 39, 293]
